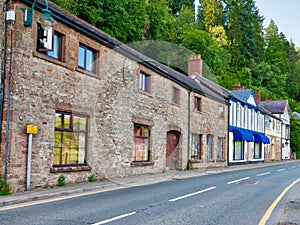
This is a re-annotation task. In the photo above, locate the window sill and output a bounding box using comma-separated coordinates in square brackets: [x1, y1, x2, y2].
[33, 51, 74, 71]
[138, 90, 152, 97]
[76, 67, 99, 79]
[191, 159, 203, 163]
[50, 165, 92, 173]
[131, 161, 154, 167]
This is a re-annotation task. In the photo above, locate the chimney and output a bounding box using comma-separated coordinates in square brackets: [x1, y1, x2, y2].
[188, 54, 202, 77]
[255, 91, 261, 106]
[232, 82, 244, 91]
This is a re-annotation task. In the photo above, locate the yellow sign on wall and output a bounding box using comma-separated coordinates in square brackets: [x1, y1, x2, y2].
[26, 125, 38, 134]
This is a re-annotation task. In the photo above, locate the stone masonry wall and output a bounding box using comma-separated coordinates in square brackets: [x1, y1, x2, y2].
[2, 1, 194, 192]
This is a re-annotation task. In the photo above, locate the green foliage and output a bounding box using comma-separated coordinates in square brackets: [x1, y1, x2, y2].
[88, 174, 96, 182]
[290, 117, 300, 158]
[0, 177, 11, 196]
[57, 175, 66, 186]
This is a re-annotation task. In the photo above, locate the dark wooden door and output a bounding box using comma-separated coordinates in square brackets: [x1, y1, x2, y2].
[166, 131, 180, 170]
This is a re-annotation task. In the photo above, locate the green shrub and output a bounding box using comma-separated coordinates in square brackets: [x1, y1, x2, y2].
[0, 177, 12, 196]
[296, 151, 300, 159]
[57, 175, 66, 186]
[88, 174, 96, 182]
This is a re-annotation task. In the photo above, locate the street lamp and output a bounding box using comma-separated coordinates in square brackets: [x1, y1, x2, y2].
[22, 0, 57, 31]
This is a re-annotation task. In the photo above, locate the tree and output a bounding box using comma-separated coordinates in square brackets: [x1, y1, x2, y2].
[290, 117, 300, 159]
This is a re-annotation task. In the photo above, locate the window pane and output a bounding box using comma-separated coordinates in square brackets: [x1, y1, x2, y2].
[73, 115, 86, 130]
[55, 113, 63, 128]
[64, 114, 71, 129]
[133, 124, 150, 161]
[86, 49, 93, 71]
[139, 73, 146, 91]
[53, 147, 61, 165]
[47, 34, 59, 59]
[78, 46, 85, 68]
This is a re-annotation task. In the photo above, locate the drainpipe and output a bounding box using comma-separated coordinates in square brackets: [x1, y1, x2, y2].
[227, 103, 230, 166]
[187, 89, 192, 168]
[1, 0, 10, 183]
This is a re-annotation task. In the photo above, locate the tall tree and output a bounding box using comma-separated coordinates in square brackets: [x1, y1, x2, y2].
[224, 0, 264, 69]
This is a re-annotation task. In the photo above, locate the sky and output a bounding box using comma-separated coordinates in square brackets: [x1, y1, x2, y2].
[255, 0, 300, 47]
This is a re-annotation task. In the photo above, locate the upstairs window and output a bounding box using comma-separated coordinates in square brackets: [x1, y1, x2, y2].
[172, 87, 180, 105]
[139, 72, 151, 93]
[78, 44, 96, 72]
[219, 105, 224, 118]
[194, 97, 201, 112]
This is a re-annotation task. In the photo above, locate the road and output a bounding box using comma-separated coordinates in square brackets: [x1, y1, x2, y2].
[1, 161, 300, 225]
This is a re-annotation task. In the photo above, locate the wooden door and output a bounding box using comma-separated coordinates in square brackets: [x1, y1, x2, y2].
[166, 131, 180, 170]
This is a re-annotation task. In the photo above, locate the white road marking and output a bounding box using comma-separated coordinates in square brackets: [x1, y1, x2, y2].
[91, 212, 136, 225]
[227, 177, 250, 184]
[277, 169, 286, 172]
[257, 172, 271, 177]
[168, 186, 216, 202]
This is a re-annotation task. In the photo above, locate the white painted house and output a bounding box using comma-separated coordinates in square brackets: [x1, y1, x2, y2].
[260, 100, 290, 159]
[228, 85, 270, 165]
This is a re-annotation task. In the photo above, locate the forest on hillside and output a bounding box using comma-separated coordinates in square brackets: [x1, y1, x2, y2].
[51, 0, 300, 156]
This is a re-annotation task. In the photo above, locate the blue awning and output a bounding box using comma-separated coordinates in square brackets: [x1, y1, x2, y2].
[252, 132, 270, 144]
[229, 126, 254, 142]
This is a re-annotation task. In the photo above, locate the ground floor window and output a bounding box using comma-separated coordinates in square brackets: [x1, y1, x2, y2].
[233, 141, 244, 160]
[134, 124, 150, 161]
[254, 142, 262, 159]
[191, 134, 202, 160]
[206, 135, 213, 159]
[217, 137, 224, 160]
[54, 111, 88, 166]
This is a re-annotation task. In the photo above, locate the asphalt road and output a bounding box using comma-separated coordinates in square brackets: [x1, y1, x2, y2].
[1, 161, 300, 225]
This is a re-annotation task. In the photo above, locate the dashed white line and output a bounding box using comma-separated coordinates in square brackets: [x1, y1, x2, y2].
[257, 172, 271, 177]
[227, 177, 250, 185]
[168, 186, 216, 202]
[91, 212, 136, 225]
[277, 169, 286, 172]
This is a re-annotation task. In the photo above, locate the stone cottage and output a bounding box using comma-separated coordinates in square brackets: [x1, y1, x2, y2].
[0, 0, 228, 192]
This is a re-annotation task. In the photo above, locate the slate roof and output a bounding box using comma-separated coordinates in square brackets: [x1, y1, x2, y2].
[260, 100, 289, 114]
[230, 90, 254, 102]
[19, 0, 228, 104]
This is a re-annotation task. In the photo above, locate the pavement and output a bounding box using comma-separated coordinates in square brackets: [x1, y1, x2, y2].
[0, 160, 299, 225]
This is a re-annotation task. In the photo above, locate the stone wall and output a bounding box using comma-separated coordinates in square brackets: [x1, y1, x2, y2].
[1, 1, 228, 192]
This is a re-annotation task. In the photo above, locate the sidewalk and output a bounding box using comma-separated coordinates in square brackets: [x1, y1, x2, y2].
[1, 161, 299, 225]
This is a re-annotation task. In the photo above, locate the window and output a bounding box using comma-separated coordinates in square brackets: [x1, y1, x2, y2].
[236, 103, 240, 124]
[194, 97, 201, 111]
[191, 134, 202, 160]
[39, 31, 63, 60]
[54, 111, 88, 166]
[206, 135, 213, 159]
[276, 120, 280, 132]
[219, 105, 224, 118]
[134, 124, 150, 162]
[233, 141, 244, 160]
[244, 106, 248, 129]
[139, 72, 151, 93]
[78, 44, 96, 72]
[172, 87, 180, 105]
[254, 143, 262, 159]
[216, 137, 224, 160]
